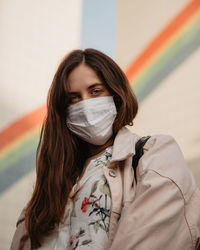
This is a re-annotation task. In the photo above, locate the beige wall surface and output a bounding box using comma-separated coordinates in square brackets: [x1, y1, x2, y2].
[0, 0, 82, 130]
[117, 0, 190, 69]
[0, 171, 35, 248]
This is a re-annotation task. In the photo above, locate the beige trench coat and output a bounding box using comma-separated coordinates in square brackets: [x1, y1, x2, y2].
[11, 127, 200, 249]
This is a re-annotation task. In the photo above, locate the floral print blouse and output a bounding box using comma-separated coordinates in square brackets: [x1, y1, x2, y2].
[54, 147, 112, 250]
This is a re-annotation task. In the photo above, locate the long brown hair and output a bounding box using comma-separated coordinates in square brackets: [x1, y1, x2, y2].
[25, 48, 138, 248]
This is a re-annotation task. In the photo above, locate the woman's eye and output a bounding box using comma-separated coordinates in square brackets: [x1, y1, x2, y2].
[91, 89, 103, 95]
[70, 96, 79, 103]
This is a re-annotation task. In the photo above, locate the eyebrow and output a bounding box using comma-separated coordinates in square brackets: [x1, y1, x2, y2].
[68, 83, 105, 95]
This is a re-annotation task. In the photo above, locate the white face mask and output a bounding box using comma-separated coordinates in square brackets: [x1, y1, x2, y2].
[66, 96, 117, 145]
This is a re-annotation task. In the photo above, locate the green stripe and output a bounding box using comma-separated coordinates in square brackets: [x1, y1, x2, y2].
[132, 17, 200, 94]
[0, 133, 40, 174]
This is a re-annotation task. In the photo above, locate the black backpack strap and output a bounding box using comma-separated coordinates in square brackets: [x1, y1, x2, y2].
[132, 136, 151, 183]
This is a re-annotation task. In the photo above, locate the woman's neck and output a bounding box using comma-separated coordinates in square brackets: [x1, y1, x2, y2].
[87, 137, 114, 159]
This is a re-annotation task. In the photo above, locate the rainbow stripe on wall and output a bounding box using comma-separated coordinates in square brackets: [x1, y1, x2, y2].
[0, 106, 46, 192]
[127, 0, 200, 101]
[0, 0, 200, 194]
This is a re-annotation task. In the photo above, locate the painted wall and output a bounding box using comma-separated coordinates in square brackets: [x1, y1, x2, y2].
[0, 0, 200, 248]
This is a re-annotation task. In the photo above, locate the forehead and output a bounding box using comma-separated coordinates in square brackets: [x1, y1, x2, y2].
[67, 64, 101, 92]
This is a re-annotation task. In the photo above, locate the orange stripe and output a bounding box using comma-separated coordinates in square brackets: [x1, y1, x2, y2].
[125, 0, 200, 79]
[0, 126, 40, 158]
[0, 105, 46, 151]
[131, 8, 200, 85]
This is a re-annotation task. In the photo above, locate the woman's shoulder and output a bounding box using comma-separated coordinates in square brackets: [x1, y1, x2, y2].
[112, 131, 200, 250]
[114, 128, 197, 198]
[138, 133, 197, 201]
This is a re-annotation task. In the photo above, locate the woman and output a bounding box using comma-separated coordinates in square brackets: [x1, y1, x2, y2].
[11, 48, 200, 250]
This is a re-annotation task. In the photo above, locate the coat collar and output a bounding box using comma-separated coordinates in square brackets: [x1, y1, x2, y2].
[110, 127, 140, 163]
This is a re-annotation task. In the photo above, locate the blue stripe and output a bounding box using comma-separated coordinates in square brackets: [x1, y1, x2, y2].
[0, 150, 36, 194]
[81, 0, 116, 59]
